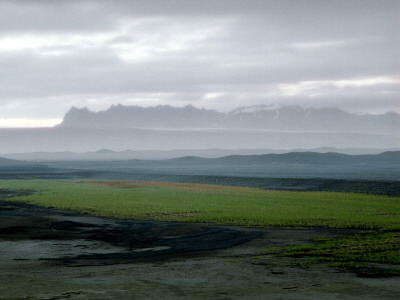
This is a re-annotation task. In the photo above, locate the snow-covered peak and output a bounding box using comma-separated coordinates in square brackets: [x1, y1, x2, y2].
[229, 104, 283, 115]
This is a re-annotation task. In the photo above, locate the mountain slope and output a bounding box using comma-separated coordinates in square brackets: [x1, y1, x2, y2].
[168, 151, 400, 166]
[0, 156, 49, 169]
[0, 156, 28, 166]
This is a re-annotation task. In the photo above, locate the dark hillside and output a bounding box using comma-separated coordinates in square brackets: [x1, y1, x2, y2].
[0, 157, 31, 166]
[169, 151, 400, 166]
[0, 156, 51, 171]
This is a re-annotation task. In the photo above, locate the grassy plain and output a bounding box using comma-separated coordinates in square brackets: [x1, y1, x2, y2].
[1, 178, 399, 276]
[1, 179, 399, 229]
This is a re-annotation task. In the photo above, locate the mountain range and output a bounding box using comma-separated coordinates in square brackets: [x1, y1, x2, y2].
[0, 104, 399, 154]
[18, 150, 399, 181]
[59, 104, 400, 134]
[166, 151, 400, 166]
[4, 147, 399, 161]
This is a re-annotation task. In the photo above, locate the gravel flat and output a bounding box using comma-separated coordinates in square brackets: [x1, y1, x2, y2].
[1, 200, 399, 299]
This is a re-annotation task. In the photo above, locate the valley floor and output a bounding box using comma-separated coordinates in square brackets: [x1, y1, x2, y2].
[1, 200, 399, 300]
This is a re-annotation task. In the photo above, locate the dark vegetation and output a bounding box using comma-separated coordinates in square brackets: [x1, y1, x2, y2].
[40, 151, 400, 181]
[0, 188, 34, 198]
[93, 175, 400, 197]
[265, 230, 400, 277]
[1, 170, 399, 196]
[0, 168, 99, 180]
[2, 150, 398, 194]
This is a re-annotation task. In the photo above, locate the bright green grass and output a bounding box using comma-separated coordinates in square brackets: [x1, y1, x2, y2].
[265, 231, 400, 277]
[280, 231, 400, 264]
[1, 179, 399, 229]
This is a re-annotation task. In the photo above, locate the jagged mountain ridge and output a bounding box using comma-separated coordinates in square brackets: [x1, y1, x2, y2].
[58, 104, 399, 134]
[60, 104, 223, 129]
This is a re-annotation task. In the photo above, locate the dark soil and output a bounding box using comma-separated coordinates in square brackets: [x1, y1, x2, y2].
[1, 196, 399, 299]
[0, 199, 260, 265]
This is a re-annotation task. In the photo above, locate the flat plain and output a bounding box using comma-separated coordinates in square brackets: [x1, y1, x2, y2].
[1, 179, 399, 299]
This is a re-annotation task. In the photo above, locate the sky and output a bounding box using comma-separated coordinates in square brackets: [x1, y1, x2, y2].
[0, 0, 399, 127]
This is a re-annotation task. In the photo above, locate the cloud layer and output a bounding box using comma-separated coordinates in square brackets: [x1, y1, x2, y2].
[0, 0, 399, 125]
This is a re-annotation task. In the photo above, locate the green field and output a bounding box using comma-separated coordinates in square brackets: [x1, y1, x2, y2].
[1, 179, 400, 276]
[1, 179, 399, 229]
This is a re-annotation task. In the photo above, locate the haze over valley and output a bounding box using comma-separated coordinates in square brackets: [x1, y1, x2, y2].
[1, 104, 399, 154]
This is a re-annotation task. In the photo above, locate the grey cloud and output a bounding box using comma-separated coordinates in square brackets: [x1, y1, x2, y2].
[107, 35, 138, 45]
[1, 0, 399, 33]
[0, 0, 399, 119]
[1, 42, 398, 100]
[0, 1, 117, 34]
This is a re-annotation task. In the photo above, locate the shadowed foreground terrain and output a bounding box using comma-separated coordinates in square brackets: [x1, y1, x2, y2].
[1, 195, 399, 299]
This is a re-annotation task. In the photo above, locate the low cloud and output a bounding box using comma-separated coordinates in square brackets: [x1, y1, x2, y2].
[0, 0, 399, 124]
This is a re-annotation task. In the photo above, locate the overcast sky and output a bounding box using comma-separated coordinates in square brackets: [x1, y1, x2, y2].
[0, 0, 399, 127]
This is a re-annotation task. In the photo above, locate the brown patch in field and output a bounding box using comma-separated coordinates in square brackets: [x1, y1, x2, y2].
[82, 181, 144, 189]
[146, 211, 197, 218]
[150, 181, 231, 190]
[83, 180, 251, 192]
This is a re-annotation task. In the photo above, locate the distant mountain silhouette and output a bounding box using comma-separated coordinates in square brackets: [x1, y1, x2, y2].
[4, 147, 398, 161]
[58, 104, 399, 134]
[0, 156, 27, 166]
[60, 104, 223, 129]
[38, 151, 399, 181]
[167, 151, 400, 166]
[0, 156, 49, 169]
[95, 148, 117, 154]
